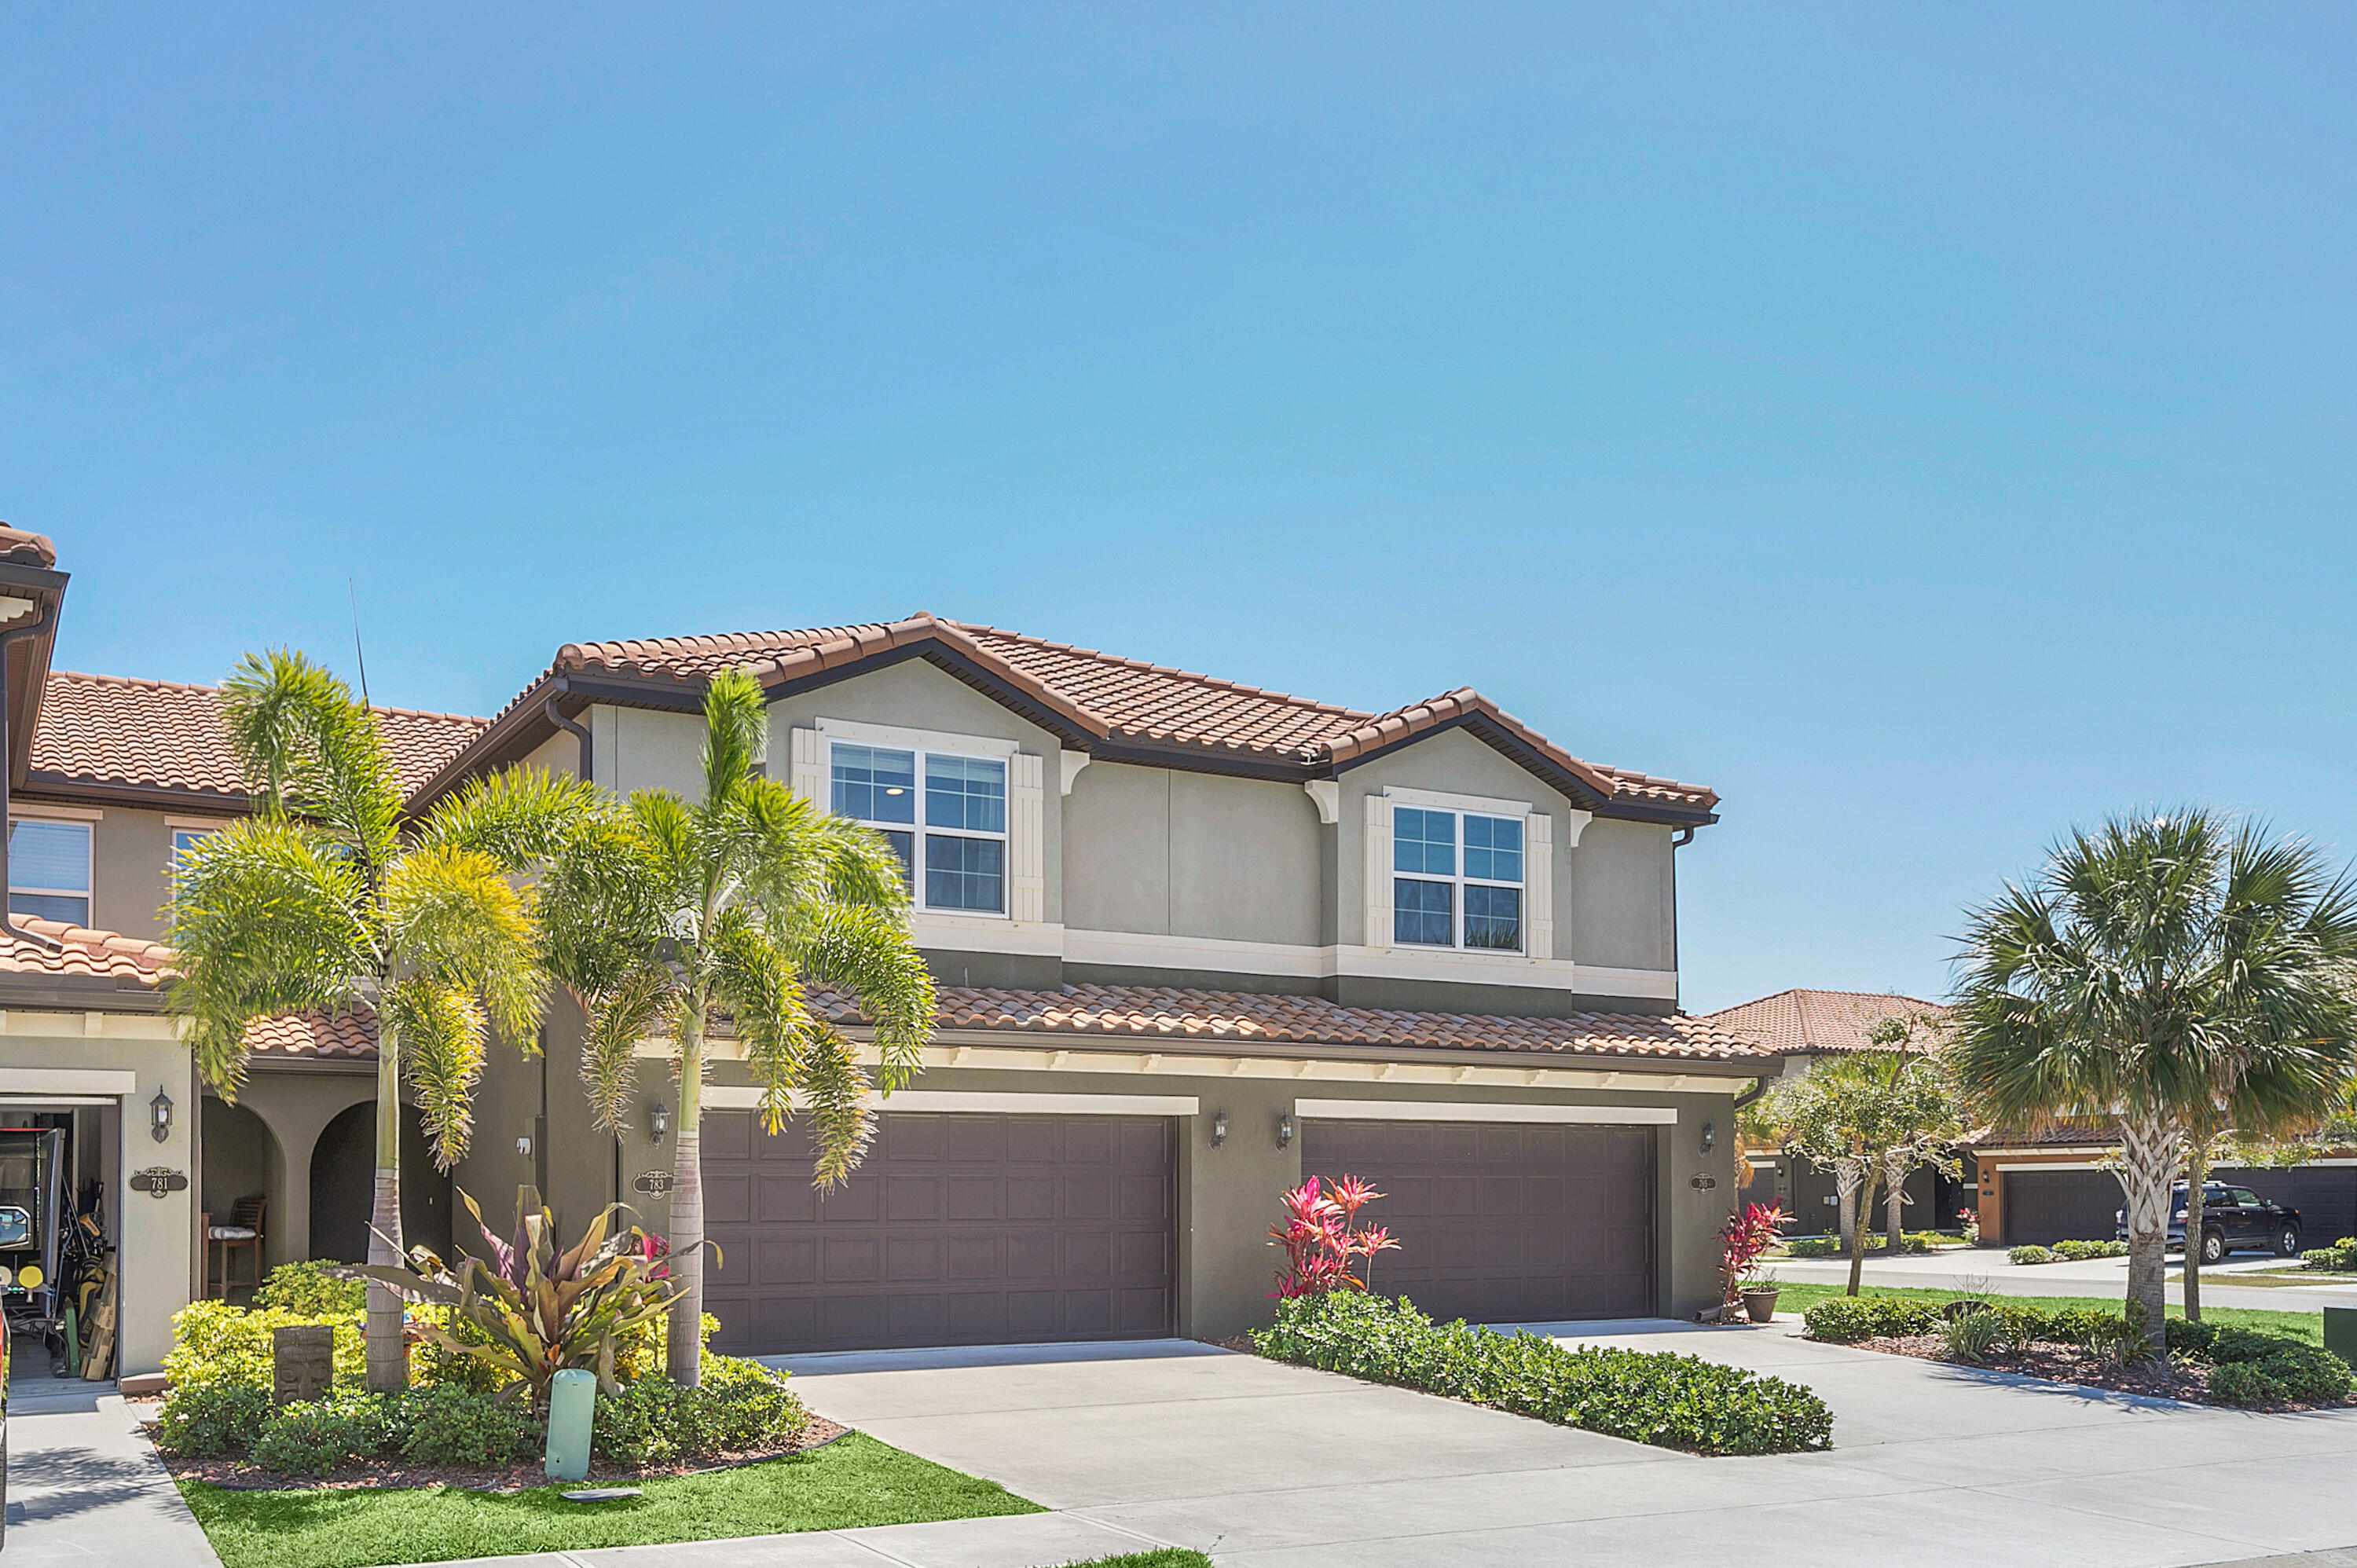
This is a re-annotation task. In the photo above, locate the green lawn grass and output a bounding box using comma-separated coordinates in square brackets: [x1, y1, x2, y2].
[178, 1432, 1044, 1568]
[1770, 1280, 2326, 1346]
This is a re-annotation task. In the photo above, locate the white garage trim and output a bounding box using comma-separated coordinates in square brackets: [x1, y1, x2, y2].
[0, 1068, 136, 1096]
[1993, 1161, 2111, 1172]
[702, 1087, 1199, 1116]
[1295, 1098, 1676, 1126]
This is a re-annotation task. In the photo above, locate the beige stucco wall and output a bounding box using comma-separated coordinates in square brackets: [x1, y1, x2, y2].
[0, 1014, 196, 1376]
[1061, 763, 1323, 947]
[16, 800, 241, 945]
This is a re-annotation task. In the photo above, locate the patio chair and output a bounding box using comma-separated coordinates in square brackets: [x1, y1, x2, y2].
[203, 1195, 266, 1298]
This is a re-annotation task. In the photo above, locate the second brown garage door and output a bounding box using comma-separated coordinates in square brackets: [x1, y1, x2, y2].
[1302, 1118, 1655, 1323]
[700, 1109, 1175, 1355]
[2003, 1170, 2127, 1246]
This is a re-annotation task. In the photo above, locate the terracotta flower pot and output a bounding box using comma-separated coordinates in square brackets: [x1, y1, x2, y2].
[1741, 1287, 1780, 1324]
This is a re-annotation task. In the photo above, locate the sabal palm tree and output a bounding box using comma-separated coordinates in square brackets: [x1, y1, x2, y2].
[539, 666, 936, 1386]
[168, 651, 596, 1390]
[1949, 810, 2357, 1346]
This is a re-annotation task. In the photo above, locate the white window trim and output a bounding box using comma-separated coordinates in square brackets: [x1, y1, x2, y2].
[164, 814, 236, 831]
[826, 736, 1014, 921]
[702, 1086, 1197, 1116]
[1296, 1098, 1676, 1126]
[1381, 784, 1532, 817]
[9, 815, 92, 921]
[1390, 803, 1527, 955]
[8, 805, 101, 822]
[816, 716, 1021, 757]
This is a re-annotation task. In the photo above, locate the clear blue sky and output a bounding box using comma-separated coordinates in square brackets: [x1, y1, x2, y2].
[7, 7, 2353, 1012]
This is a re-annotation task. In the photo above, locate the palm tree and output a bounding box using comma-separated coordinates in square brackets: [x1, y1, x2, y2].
[538, 667, 936, 1386]
[1949, 810, 2357, 1346]
[168, 650, 596, 1391]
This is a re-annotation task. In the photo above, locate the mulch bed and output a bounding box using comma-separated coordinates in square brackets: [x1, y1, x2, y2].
[1851, 1334, 2357, 1411]
[132, 1400, 850, 1492]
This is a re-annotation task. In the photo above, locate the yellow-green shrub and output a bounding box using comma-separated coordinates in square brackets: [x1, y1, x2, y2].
[163, 1299, 366, 1391]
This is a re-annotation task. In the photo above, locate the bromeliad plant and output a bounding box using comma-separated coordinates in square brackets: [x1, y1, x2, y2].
[357, 1186, 683, 1405]
[1268, 1175, 1401, 1298]
[1719, 1201, 1792, 1306]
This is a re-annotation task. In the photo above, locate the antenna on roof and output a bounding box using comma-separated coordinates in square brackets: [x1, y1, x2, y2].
[348, 578, 373, 709]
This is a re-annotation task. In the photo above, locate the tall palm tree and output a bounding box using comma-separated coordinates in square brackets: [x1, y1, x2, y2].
[539, 666, 936, 1386]
[1949, 810, 2357, 1346]
[168, 651, 596, 1390]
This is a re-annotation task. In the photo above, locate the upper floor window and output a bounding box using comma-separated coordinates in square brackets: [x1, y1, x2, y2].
[170, 827, 216, 870]
[9, 819, 90, 927]
[1393, 807, 1523, 951]
[830, 742, 1006, 914]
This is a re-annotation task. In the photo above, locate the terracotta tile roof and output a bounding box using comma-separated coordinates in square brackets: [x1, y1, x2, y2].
[511, 614, 1716, 815]
[244, 1006, 379, 1061]
[27, 671, 487, 804]
[0, 527, 57, 569]
[1959, 1119, 2116, 1150]
[1702, 988, 1949, 1056]
[812, 983, 1774, 1063]
[0, 917, 171, 983]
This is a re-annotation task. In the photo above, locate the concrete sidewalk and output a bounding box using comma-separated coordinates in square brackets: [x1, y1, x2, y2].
[5, 1380, 222, 1568]
[1768, 1246, 2357, 1313]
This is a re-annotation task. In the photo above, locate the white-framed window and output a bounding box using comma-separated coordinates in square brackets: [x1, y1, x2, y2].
[1392, 806, 1523, 951]
[9, 818, 91, 926]
[170, 827, 216, 870]
[830, 742, 1008, 915]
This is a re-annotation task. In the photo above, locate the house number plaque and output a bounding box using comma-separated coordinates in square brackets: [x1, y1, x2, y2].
[130, 1167, 188, 1198]
[632, 1171, 675, 1196]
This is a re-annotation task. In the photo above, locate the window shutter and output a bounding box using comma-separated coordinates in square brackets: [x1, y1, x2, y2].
[1362, 793, 1392, 950]
[1523, 811, 1554, 961]
[1008, 751, 1046, 923]
[790, 727, 824, 809]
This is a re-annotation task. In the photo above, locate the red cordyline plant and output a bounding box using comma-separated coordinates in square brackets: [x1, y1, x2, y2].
[1719, 1201, 1792, 1306]
[1269, 1174, 1402, 1298]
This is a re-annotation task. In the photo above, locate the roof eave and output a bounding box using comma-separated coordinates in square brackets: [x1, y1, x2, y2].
[1322, 708, 1721, 827]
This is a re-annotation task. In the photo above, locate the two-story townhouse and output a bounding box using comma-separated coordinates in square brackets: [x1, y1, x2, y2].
[0, 526, 487, 1372]
[418, 614, 1780, 1349]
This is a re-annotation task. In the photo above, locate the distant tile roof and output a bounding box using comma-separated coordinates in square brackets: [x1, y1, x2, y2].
[1959, 1119, 2116, 1150]
[0, 917, 171, 983]
[0, 528, 57, 569]
[27, 671, 487, 805]
[814, 983, 1773, 1063]
[244, 1006, 379, 1061]
[1701, 988, 1950, 1056]
[456, 614, 1714, 816]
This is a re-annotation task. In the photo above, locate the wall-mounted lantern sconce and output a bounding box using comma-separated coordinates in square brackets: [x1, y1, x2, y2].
[1210, 1112, 1228, 1148]
[149, 1086, 174, 1145]
[1699, 1120, 1716, 1156]
[651, 1103, 671, 1145]
[516, 1134, 533, 1158]
[1276, 1112, 1295, 1149]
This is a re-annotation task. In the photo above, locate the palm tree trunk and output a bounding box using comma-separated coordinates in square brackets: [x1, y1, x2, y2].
[666, 1005, 706, 1388]
[365, 1031, 409, 1393]
[2182, 1139, 2212, 1324]
[2118, 1111, 2180, 1349]
[1843, 1160, 1878, 1297]
[1883, 1152, 1908, 1255]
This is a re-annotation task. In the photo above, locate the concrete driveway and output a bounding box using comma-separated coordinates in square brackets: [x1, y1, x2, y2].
[779, 1323, 2357, 1568]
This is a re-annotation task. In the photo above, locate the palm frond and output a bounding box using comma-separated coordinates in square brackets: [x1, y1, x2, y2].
[787, 903, 936, 1092]
[420, 765, 602, 869]
[796, 1023, 874, 1189]
[382, 843, 548, 1050]
[388, 978, 487, 1171]
[540, 808, 672, 998]
[709, 914, 821, 1132]
[577, 965, 675, 1133]
[699, 667, 768, 811]
[218, 650, 401, 872]
[164, 816, 377, 1092]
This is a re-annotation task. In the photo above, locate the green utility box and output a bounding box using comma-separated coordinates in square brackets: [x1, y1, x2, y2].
[2323, 1305, 2357, 1368]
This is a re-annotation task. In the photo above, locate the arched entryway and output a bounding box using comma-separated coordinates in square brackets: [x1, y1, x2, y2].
[309, 1101, 453, 1265]
[200, 1096, 283, 1299]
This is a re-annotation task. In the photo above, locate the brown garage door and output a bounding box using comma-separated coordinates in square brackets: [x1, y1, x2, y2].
[700, 1109, 1175, 1354]
[1302, 1119, 1655, 1322]
[2003, 1170, 2126, 1246]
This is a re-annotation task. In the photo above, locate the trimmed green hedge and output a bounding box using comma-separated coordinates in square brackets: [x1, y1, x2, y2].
[1251, 1291, 1832, 1456]
[2302, 1238, 2357, 1273]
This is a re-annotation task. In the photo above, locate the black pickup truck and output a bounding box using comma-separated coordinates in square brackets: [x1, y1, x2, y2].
[2117, 1181, 2302, 1264]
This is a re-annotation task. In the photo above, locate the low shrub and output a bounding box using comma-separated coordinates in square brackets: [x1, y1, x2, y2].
[251, 1391, 397, 1477]
[2208, 1325, 2294, 1365]
[589, 1354, 805, 1465]
[152, 1383, 273, 1457]
[1940, 1307, 2007, 1365]
[2051, 1240, 2129, 1262]
[1253, 1291, 1832, 1456]
[1800, 1295, 1941, 1344]
[1784, 1237, 1839, 1258]
[163, 1299, 366, 1392]
[394, 1384, 538, 1467]
[2165, 1316, 2217, 1357]
[2302, 1238, 2357, 1273]
[2244, 1344, 2355, 1404]
[2008, 1245, 2056, 1266]
[252, 1261, 366, 1317]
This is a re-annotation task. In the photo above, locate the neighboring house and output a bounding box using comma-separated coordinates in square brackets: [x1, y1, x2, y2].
[421, 614, 1777, 1349]
[1960, 1123, 2357, 1249]
[0, 532, 1790, 1368]
[1703, 988, 1964, 1239]
[0, 526, 486, 1371]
